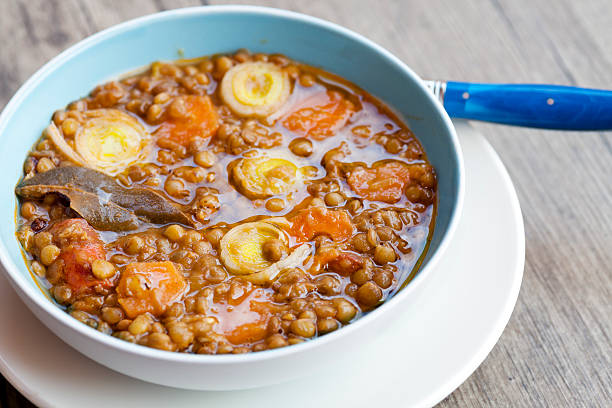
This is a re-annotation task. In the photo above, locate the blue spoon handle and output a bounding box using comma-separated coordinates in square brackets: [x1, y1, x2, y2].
[442, 81, 612, 130]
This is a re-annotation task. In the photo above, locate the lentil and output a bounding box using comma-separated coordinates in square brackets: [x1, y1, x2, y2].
[351, 267, 374, 286]
[290, 319, 316, 338]
[164, 224, 185, 242]
[356, 281, 383, 307]
[194, 150, 216, 168]
[101, 307, 124, 324]
[124, 236, 144, 255]
[40, 244, 60, 266]
[374, 244, 396, 265]
[265, 198, 285, 212]
[31, 260, 46, 278]
[262, 239, 285, 262]
[167, 321, 194, 349]
[288, 137, 313, 157]
[128, 314, 152, 335]
[373, 269, 394, 289]
[20, 202, 37, 219]
[205, 228, 224, 248]
[34, 231, 53, 250]
[267, 334, 288, 349]
[91, 259, 116, 279]
[164, 178, 186, 198]
[334, 298, 357, 323]
[324, 192, 345, 207]
[36, 157, 55, 173]
[146, 333, 175, 351]
[317, 318, 339, 333]
[352, 233, 371, 253]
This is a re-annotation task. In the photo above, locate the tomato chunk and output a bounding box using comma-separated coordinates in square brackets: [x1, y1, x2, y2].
[289, 207, 354, 243]
[60, 243, 108, 293]
[50, 218, 103, 247]
[347, 161, 412, 203]
[117, 261, 187, 319]
[283, 91, 354, 140]
[326, 252, 364, 276]
[49, 219, 110, 294]
[154, 95, 219, 146]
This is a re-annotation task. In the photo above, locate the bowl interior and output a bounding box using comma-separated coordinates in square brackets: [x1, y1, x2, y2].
[0, 7, 461, 310]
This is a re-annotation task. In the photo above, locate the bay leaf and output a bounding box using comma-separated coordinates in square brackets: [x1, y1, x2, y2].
[16, 166, 194, 231]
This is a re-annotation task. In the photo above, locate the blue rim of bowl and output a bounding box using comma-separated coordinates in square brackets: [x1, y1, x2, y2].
[0, 5, 465, 364]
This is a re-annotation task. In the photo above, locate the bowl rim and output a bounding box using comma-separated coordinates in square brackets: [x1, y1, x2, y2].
[0, 5, 464, 364]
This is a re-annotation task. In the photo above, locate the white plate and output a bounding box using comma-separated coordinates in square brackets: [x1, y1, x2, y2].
[0, 120, 524, 408]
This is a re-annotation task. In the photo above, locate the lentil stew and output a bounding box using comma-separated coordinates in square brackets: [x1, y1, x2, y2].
[15, 50, 437, 354]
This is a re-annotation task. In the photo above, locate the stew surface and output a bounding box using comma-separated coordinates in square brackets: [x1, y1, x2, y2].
[15, 50, 437, 354]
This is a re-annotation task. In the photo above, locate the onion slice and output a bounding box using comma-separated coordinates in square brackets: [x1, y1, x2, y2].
[219, 221, 311, 285]
[46, 110, 150, 175]
[220, 222, 288, 276]
[242, 243, 311, 285]
[230, 156, 301, 200]
[220, 62, 290, 118]
[46, 123, 86, 166]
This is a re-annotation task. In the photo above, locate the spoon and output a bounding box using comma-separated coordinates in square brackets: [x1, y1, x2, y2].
[423, 81, 612, 130]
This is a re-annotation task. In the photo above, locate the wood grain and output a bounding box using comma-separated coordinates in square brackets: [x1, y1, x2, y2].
[1, 0, 610, 406]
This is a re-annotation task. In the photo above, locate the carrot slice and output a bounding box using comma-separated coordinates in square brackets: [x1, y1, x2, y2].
[283, 91, 354, 140]
[347, 161, 412, 203]
[117, 261, 187, 318]
[154, 95, 219, 146]
[289, 207, 354, 243]
[209, 286, 277, 345]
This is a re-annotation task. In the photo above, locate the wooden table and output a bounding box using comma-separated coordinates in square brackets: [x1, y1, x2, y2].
[1, 1, 610, 406]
